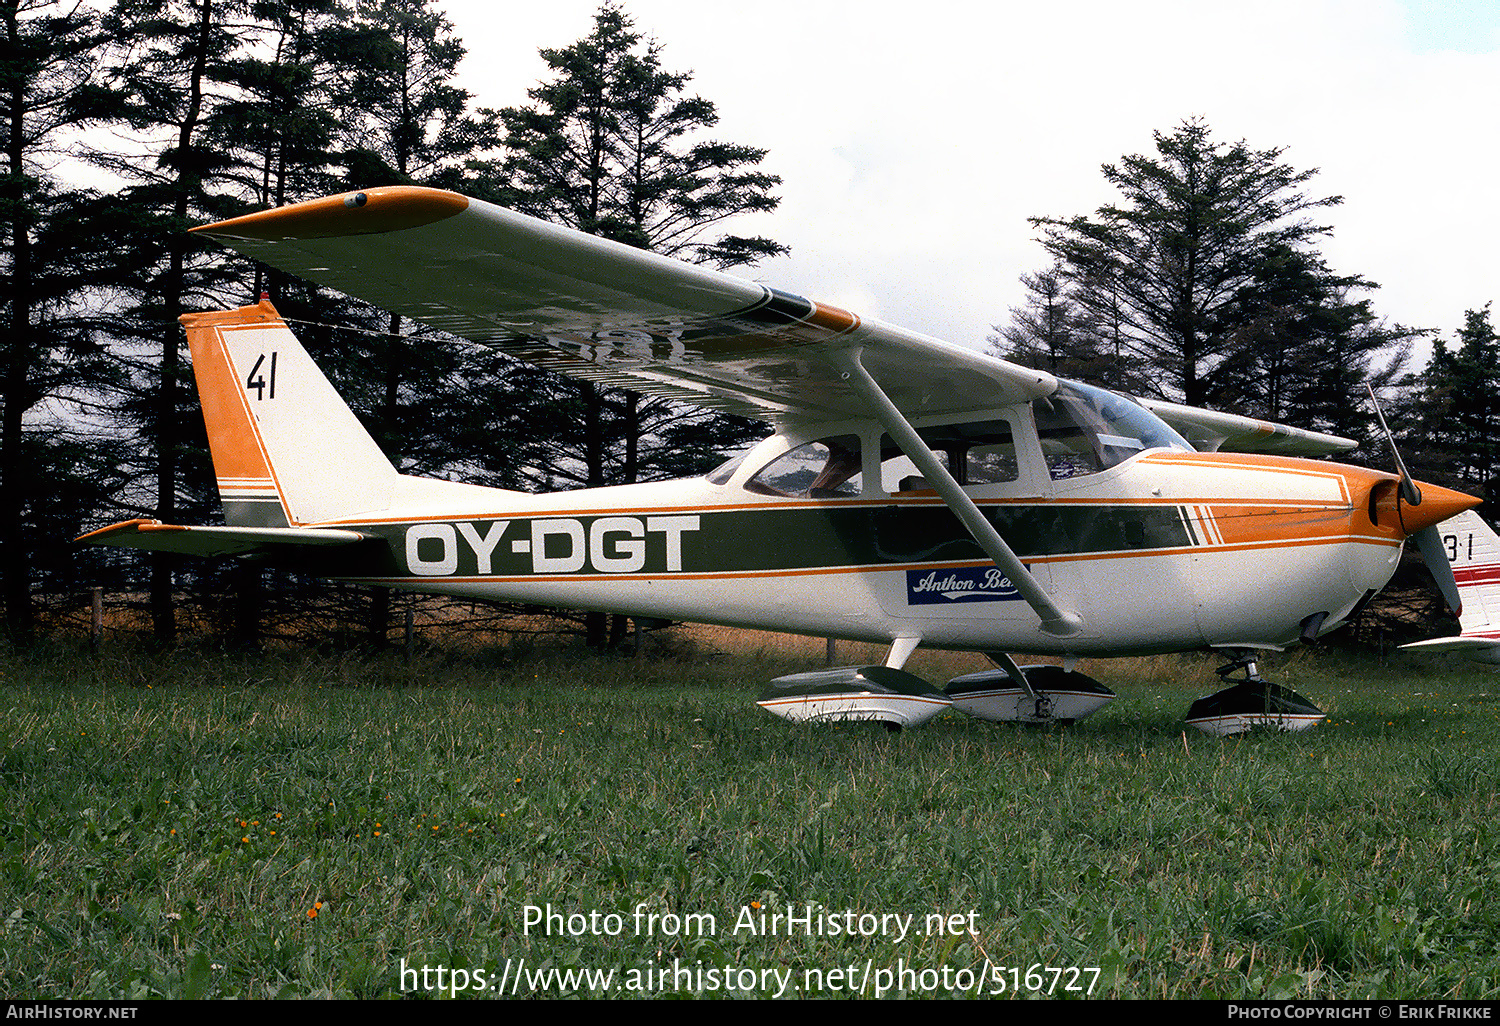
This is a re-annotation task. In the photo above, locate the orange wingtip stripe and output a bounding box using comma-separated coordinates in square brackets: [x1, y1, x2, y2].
[75, 518, 158, 542]
[191, 186, 468, 242]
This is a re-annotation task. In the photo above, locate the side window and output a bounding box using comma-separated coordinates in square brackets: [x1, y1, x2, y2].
[1033, 391, 1107, 480]
[879, 418, 1020, 494]
[746, 435, 862, 498]
[705, 452, 748, 485]
[964, 439, 1019, 485]
[880, 448, 940, 494]
[1032, 381, 1188, 479]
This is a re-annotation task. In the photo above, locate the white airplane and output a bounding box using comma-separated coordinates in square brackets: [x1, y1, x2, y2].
[1402, 509, 1500, 664]
[78, 186, 1480, 733]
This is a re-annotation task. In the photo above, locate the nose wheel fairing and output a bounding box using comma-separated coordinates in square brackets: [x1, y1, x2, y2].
[1185, 653, 1326, 736]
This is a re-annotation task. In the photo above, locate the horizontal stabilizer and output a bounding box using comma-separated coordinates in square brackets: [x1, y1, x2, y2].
[76, 519, 370, 558]
[1399, 636, 1500, 653]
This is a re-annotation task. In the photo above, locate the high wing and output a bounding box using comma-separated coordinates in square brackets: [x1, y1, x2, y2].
[78, 519, 371, 559]
[192, 186, 1057, 426]
[1138, 398, 1357, 458]
[189, 186, 1361, 639]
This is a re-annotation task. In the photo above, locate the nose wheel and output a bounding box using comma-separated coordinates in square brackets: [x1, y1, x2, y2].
[1185, 652, 1326, 736]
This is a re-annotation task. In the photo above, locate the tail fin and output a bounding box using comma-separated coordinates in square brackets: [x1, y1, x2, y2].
[1402, 509, 1500, 657]
[181, 299, 397, 526]
[1445, 509, 1500, 637]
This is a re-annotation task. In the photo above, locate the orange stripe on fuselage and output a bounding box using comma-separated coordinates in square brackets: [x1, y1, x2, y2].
[1140, 450, 1407, 547]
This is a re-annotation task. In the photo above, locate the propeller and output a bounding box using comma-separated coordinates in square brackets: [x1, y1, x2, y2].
[1366, 384, 1462, 614]
[1367, 384, 1421, 507]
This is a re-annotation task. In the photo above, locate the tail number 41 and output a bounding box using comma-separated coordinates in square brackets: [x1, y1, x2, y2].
[246, 352, 278, 401]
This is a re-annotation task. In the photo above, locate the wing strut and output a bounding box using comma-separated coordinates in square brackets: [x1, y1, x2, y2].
[837, 350, 1082, 638]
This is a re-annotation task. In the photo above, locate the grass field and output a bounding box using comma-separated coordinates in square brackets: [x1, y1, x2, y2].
[2, 629, 1498, 999]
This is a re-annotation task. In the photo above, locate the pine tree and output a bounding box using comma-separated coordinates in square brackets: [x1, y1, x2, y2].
[990, 262, 1137, 388]
[1204, 243, 1412, 440]
[95, 0, 255, 644]
[489, 2, 784, 646]
[0, 1, 122, 640]
[320, 0, 501, 645]
[495, 3, 783, 265]
[1407, 305, 1500, 497]
[1030, 118, 1352, 408]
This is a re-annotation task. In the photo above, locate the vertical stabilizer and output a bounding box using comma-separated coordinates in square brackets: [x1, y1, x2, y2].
[180, 299, 397, 526]
[1446, 509, 1500, 637]
[1402, 509, 1500, 660]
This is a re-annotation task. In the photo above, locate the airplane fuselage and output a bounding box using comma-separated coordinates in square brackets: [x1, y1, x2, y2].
[282, 429, 1410, 658]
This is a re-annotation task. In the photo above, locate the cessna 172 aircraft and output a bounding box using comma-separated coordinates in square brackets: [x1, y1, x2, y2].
[79, 186, 1479, 733]
[1402, 510, 1500, 665]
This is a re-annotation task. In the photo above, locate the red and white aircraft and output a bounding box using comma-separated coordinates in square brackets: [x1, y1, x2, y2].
[1403, 510, 1500, 665]
[79, 187, 1479, 732]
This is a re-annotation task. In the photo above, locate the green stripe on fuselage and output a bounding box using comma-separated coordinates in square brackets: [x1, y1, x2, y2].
[274, 503, 1194, 580]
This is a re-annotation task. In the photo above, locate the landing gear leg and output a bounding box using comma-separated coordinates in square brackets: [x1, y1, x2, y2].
[985, 652, 1054, 722]
[946, 656, 1115, 724]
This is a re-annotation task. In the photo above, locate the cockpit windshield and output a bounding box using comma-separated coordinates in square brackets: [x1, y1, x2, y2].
[1034, 380, 1192, 479]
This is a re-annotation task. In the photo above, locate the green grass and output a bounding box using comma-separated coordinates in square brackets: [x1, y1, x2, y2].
[1, 639, 1498, 999]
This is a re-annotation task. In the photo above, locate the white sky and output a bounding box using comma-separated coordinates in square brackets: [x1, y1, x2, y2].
[438, 0, 1500, 364]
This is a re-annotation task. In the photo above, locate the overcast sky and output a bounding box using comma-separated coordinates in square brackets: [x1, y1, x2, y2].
[437, 0, 1499, 366]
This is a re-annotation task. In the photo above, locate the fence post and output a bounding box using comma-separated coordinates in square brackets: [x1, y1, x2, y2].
[90, 588, 103, 653]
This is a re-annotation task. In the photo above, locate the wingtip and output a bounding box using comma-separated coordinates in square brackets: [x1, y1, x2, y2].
[192, 186, 469, 242]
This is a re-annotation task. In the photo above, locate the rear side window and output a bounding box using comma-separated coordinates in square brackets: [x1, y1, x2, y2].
[746, 435, 862, 498]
